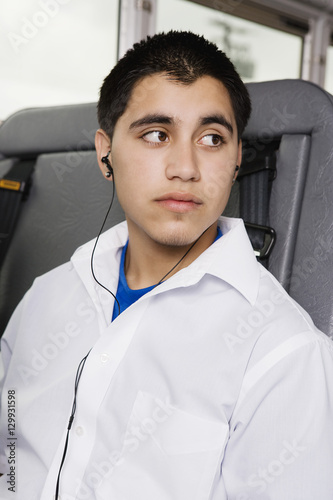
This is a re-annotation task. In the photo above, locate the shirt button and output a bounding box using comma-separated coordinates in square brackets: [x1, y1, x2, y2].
[75, 426, 84, 436]
[100, 353, 109, 363]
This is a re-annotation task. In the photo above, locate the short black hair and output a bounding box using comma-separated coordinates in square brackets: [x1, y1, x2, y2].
[97, 31, 251, 141]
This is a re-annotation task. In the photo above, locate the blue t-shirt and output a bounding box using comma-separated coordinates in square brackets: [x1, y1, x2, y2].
[112, 227, 222, 321]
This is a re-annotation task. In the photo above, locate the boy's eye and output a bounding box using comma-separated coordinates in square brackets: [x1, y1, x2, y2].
[142, 131, 169, 143]
[199, 134, 224, 147]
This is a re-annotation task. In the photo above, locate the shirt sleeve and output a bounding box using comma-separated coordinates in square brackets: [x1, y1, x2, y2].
[222, 332, 333, 499]
[0, 298, 25, 474]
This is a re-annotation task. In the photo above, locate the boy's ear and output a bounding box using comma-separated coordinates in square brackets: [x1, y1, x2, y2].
[237, 139, 242, 169]
[95, 129, 112, 177]
[233, 140, 242, 183]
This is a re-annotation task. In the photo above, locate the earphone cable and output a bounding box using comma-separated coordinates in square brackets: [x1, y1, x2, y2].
[55, 349, 91, 500]
[90, 179, 121, 317]
[154, 224, 212, 288]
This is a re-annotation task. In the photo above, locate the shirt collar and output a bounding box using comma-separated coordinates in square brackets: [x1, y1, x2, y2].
[152, 217, 259, 305]
[71, 217, 260, 310]
[71, 221, 129, 322]
[209, 217, 260, 305]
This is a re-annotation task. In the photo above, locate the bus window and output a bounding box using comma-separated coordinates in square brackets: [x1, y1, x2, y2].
[156, 0, 303, 83]
[0, 0, 118, 122]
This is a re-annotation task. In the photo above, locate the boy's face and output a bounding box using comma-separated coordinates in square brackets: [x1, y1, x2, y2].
[96, 73, 242, 249]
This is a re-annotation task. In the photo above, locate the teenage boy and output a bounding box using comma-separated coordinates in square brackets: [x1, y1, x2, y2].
[0, 31, 332, 500]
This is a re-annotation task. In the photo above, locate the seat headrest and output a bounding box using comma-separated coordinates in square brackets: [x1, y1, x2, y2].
[244, 79, 333, 139]
[0, 102, 99, 157]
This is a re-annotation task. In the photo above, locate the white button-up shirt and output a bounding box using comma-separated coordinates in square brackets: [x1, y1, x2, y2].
[0, 217, 333, 499]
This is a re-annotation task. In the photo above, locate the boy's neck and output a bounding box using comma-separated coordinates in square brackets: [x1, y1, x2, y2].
[124, 222, 218, 290]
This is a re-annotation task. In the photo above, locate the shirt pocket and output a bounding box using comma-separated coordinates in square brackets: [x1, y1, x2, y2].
[95, 391, 229, 500]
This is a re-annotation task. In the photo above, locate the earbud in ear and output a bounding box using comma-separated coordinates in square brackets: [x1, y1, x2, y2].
[232, 165, 240, 183]
[101, 151, 113, 178]
[101, 151, 111, 165]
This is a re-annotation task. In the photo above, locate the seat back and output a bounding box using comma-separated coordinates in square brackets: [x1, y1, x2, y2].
[239, 79, 333, 337]
[0, 80, 332, 338]
[0, 103, 124, 334]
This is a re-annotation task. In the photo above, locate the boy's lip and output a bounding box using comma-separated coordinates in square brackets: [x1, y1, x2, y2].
[155, 192, 203, 213]
[155, 192, 203, 204]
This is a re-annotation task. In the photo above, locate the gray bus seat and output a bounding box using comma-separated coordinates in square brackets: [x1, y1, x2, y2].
[0, 103, 124, 334]
[242, 79, 333, 338]
[0, 79, 332, 338]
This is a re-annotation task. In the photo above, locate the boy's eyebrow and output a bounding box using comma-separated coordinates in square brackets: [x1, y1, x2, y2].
[128, 113, 234, 135]
[200, 114, 234, 136]
[129, 114, 174, 130]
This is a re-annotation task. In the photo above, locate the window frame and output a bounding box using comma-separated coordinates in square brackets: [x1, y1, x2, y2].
[119, 0, 333, 88]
